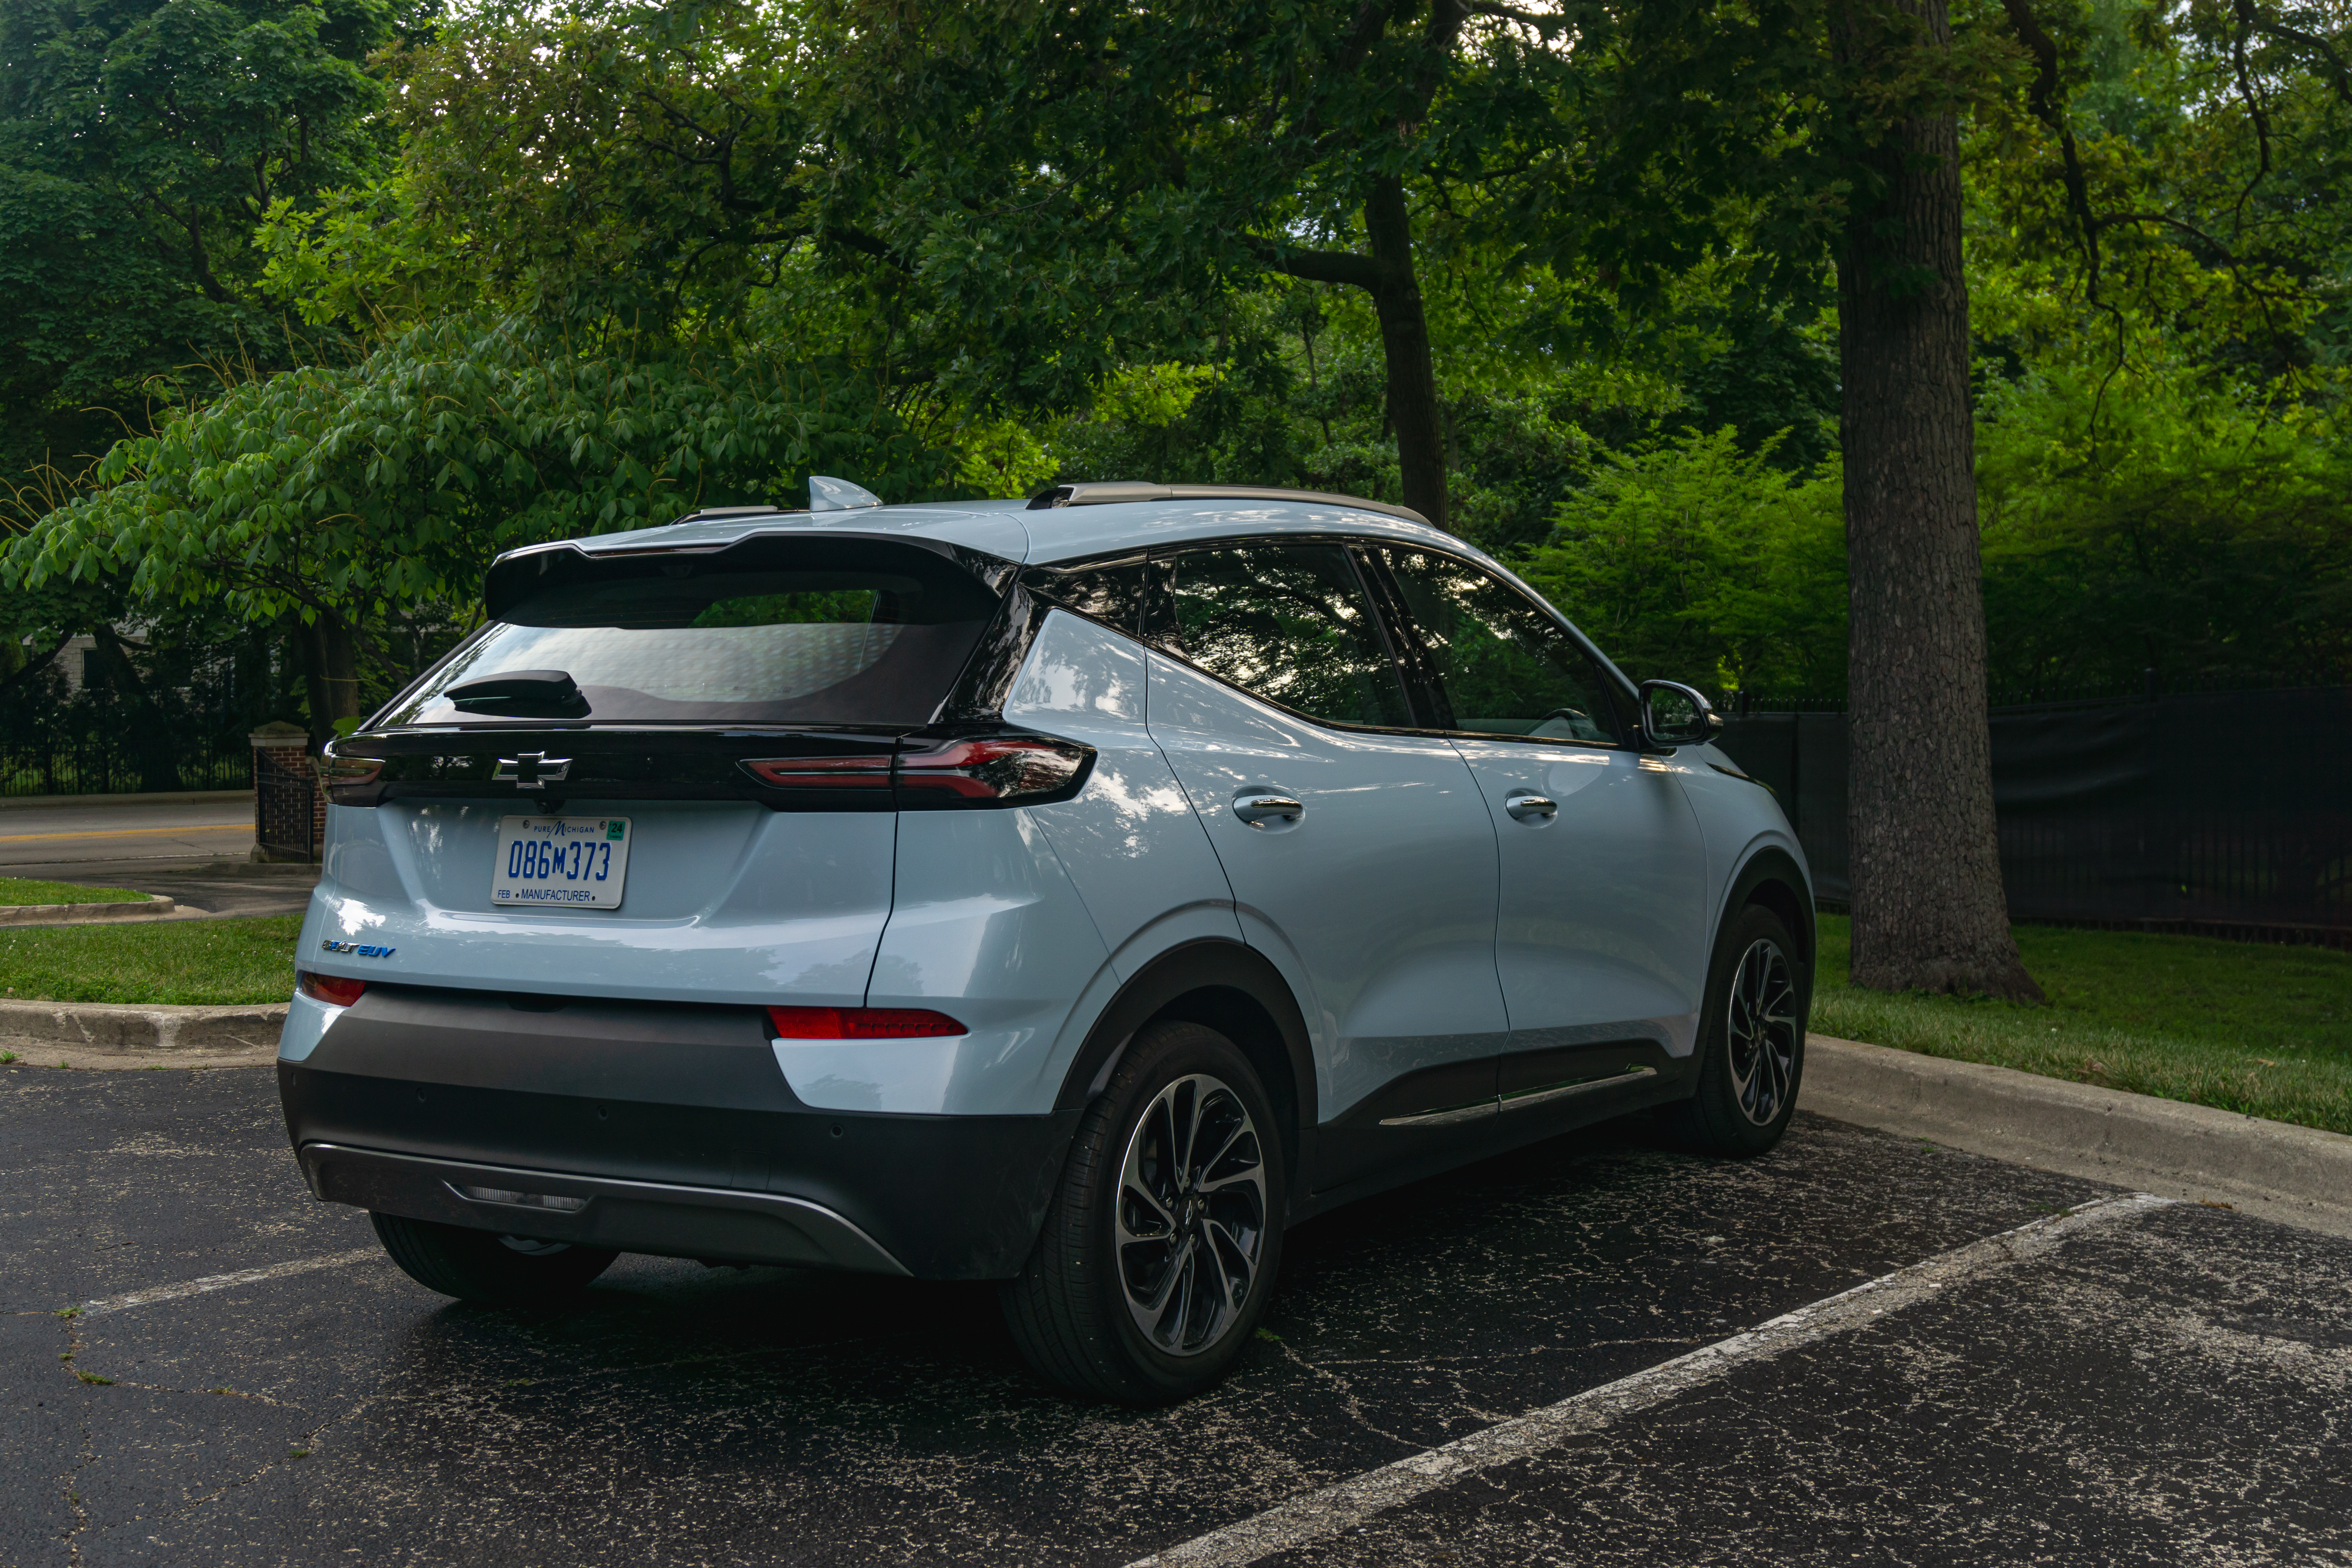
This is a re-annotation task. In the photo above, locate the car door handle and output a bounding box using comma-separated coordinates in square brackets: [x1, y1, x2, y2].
[1232, 793, 1303, 827]
[1504, 792, 1557, 822]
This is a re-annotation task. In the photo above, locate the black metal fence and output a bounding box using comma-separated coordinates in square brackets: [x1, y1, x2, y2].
[1715, 686, 2352, 942]
[0, 733, 252, 798]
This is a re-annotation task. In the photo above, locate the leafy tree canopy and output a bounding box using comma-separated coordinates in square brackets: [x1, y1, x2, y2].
[3, 312, 955, 662]
[0, 0, 421, 475]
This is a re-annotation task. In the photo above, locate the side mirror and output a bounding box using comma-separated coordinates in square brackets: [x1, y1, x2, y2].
[1637, 680, 1722, 749]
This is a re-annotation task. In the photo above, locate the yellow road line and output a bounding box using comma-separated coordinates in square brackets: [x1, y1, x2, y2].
[0, 822, 248, 844]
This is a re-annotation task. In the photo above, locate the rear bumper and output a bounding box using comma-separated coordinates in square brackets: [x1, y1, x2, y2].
[278, 985, 1079, 1280]
[301, 1143, 912, 1274]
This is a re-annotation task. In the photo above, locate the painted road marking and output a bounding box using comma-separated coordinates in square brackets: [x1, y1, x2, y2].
[0, 823, 248, 844]
[78, 1248, 383, 1317]
[1130, 1193, 2178, 1568]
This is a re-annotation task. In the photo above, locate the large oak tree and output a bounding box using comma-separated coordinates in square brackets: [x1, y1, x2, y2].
[1526, 0, 2042, 998]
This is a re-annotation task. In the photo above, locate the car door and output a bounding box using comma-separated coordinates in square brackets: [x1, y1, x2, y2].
[1372, 546, 1710, 1121]
[1140, 541, 1508, 1189]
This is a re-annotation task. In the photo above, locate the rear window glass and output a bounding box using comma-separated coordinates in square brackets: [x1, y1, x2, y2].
[385, 556, 1003, 727]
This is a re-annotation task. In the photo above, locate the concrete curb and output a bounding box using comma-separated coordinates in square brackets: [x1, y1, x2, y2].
[0, 789, 255, 811]
[1804, 1034, 2352, 1240]
[0, 998, 286, 1069]
[0, 894, 176, 927]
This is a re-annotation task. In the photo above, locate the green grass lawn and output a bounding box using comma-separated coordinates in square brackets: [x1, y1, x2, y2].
[0, 876, 151, 906]
[0, 915, 302, 1006]
[1812, 914, 2352, 1135]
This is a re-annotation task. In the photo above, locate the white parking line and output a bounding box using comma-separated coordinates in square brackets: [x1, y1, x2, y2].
[78, 1248, 384, 1317]
[1131, 1193, 2177, 1568]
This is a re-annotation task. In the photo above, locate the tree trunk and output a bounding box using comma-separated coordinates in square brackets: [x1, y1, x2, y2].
[296, 612, 364, 746]
[1834, 0, 2042, 1001]
[1363, 175, 1448, 530]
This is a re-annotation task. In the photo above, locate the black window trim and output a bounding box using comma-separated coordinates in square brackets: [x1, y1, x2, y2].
[1347, 544, 1453, 731]
[1010, 533, 1646, 748]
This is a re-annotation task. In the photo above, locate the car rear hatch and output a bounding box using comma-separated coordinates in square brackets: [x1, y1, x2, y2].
[302, 530, 1088, 1007]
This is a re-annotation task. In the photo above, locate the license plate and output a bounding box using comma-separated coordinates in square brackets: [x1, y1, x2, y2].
[492, 816, 632, 908]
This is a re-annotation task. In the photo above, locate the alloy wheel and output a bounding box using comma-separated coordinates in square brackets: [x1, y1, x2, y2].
[1726, 937, 1798, 1126]
[1114, 1074, 1269, 1356]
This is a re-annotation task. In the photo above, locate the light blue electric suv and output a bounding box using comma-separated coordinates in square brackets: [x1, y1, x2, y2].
[280, 481, 1813, 1401]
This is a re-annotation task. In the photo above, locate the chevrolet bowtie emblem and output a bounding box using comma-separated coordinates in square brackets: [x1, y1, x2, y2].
[493, 752, 573, 788]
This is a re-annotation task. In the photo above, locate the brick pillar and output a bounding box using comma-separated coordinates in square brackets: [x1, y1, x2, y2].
[249, 722, 320, 862]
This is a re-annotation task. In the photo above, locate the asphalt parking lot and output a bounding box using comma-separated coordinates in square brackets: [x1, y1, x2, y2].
[5, 1065, 2347, 1566]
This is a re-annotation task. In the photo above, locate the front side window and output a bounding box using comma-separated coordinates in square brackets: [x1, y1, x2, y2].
[1380, 549, 1622, 744]
[384, 548, 1003, 727]
[1152, 543, 1412, 728]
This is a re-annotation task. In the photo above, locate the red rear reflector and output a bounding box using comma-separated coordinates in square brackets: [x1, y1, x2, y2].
[299, 971, 368, 1008]
[895, 737, 1089, 800]
[766, 1005, 968, 1039]
[742, 756, 893, 788]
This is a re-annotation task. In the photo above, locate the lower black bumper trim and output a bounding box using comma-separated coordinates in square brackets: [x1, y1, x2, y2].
[302, 1143, 913, 1275]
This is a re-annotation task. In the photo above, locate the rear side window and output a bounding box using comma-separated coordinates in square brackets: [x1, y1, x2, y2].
[1380, 549, 1622, 744]
[1023, 557, 1151, 633]
[385, 545, 1004, 727]
[1151, 543, 1412, 728]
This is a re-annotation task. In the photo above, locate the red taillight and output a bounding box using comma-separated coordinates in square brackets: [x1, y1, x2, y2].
[896, 737, 1089, 800]
[320, 752, 383, 787]
[742, 737, 1092, 804]
[766, 1005, 967, 1039]
[741, 756, 894, 788]
[299, 971, 367, 1008]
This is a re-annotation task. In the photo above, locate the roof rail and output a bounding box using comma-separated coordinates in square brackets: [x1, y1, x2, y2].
[1026, 483, 1431, 528]
[665, 504, 796, 525]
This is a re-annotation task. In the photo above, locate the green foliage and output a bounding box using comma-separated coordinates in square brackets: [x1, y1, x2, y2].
[1976, 364, 2352, 692]
[1519, 428, 1849, 693]
[376, 0, 831, 334]
[1966, 0, 2352, 386]
[0, 0, 414, 473]
[253, 175, 471, 336]
[6, 0, 2349, 713]
[1, 313, 955, 645]
[808, 0, 1615, 431]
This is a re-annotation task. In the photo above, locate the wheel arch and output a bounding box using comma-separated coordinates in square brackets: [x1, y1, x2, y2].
[1052, 940, 1317, 1176]
[1723, 845, 1817, 984]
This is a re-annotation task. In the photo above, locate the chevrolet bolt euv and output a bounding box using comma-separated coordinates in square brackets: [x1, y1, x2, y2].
[282, 480, 1813, 1401]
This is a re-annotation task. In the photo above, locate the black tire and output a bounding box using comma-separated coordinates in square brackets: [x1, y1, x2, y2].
[1001, 1019, 1286, 1403]
[370, 1211, 617, 1306]
[1663, 902, 1808, 1156]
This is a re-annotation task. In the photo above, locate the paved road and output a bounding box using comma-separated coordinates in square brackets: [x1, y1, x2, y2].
[0, 801, 257, 871]
[0, 799, 317, 920]
[3, 1066, 2345, 1566]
